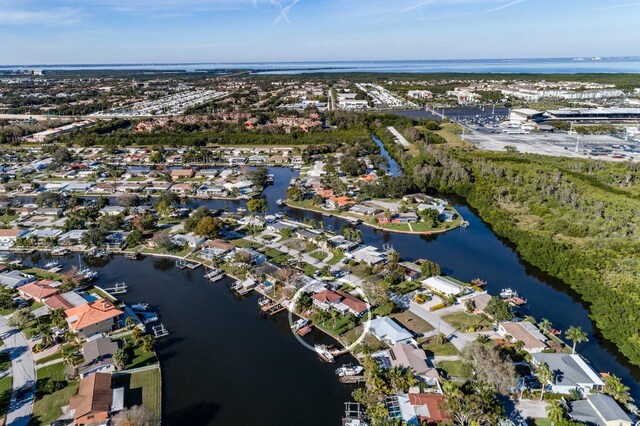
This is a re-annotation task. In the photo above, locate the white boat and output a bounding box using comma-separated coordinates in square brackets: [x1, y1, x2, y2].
[335, 364, 364, 377]
[276, 199, 286, 206]
[315, 345, 335, 363]
[500, 288, 518, 299]
[131, 303, 150, 311]
[204, 269, 225, 282]
[44, 260, 61, 269]
[50, 247, 69, 256]
[78, 257, 98, 281]
[291, 318, 309, 331]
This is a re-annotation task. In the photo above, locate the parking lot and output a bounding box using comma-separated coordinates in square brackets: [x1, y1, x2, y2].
[465, 131, 640, 161]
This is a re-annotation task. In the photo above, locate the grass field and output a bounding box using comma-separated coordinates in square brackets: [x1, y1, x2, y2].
[309, 250, 328, 261]
[112, 367, 162, 418]
[442, 312, 492, 332]
[31, 362, 79, 426]
[438, 360, 471, 379]
[391, 311, 434, 334]
[0, 375, 11, 419]
[420, 336, 459, 357]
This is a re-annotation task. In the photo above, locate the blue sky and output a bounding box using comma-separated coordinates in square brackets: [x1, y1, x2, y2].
[1, 0, 639, 64]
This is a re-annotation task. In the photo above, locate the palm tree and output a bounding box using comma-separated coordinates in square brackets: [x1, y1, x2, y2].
[603, 374, 632, 405]
[537, 362, 553, 401]
[566, 325, 588, 354]
[545, 401, 565, 426]
[539, 318, 552, 334]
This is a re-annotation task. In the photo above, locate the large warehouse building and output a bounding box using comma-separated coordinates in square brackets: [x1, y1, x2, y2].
[545, 108, 640, 123]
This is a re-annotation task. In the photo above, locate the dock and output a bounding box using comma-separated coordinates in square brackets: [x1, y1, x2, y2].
[176, 259, 201, 270]
[104, 282, 128, 295]
[125, 251, 141, 260]
[338, 375, 366, 384]
[152, 323, 169, 339]
[204, 269, 225, 282]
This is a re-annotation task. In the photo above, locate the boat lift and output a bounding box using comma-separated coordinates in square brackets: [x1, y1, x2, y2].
[152, 323, 169, 339]
[104, 282, 127, 295]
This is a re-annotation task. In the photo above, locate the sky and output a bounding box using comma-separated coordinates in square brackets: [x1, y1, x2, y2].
[1, 0, 639, 65]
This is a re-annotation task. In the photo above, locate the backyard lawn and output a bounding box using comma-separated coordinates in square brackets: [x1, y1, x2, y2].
[420, 336, 459, 357]
[0, 374, 11, 419]
[441, 311, 492, 332]
[309, 250, 328, 261]
[391, 311, 434, 335]
[112, 367, 162, 418]
[437, 360, 471, 379]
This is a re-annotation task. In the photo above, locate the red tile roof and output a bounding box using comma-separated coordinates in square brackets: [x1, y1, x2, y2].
[18, 281, 59, 301]
[312, 290, 342, 305]
[408, 393, 450, 423]
[65, 299, 123, 331]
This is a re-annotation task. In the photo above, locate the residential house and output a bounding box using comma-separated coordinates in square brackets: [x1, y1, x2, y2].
[0, 228, 29, 246]
[422, 276, 466, 297]
[532, 353, 605, 395]
[65, 299, 124, 339]
[171, 233, 205, 249]
[569, 394, 633, 426]
[78, 337, 119, 378]
[387, 343, 433, 378]
[68, 372, 114, 426]
[400, 262, 422, 282]
[498, 321, 548, 353]
[17, 280, 60, 302]
[312, 289, 342, 311]
[334, 290, 369, 317]
[349, 246, 386, 266]
[100, 206, 126, 216]
[350, 204, 381, 216]
[45, 290, 88, 311]
[369, 317, 414, 346]
[170, 168, 195, 181]
[0, 270, 36, 289]
[389, 393, 449, 425]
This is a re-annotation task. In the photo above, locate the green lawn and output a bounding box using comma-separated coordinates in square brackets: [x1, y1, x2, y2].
[229, 239, 263, 249]
[112, 368, 161, 418]
[123, 338, 157, 370]
[21, 268, 64, 282]
[391, 311, 434, 334]
[301, 263, 319, 276]
[0, 214, 18, 224]
[31, 363, 79, 426]
[0, 375, 11, 419]
[309, 250, 328, 261]
[35, 351, 64, 366]
[528, 419, 552, 426]
[442, 312, 492, 333]
[312, 312, 356, 336]
[0, 352, 10, 372]
[438, 360, 472, 379]
[327, 252, 344, 265]
[420, 336, 459, 356]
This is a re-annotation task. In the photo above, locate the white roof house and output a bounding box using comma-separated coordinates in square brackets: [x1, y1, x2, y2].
[422, 276, 466, 296]
[532, 353, 605, 395]
[369, 317, 413, 346]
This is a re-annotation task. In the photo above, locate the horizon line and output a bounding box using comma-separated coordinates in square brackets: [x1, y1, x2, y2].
[2, 55, 640, 68]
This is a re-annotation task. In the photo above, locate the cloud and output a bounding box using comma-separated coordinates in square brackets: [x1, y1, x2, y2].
[482, 0, 524, 13]
[271, 0, 301, 24]
[0, 5, 81, 25]
[395, 0, 435, 15]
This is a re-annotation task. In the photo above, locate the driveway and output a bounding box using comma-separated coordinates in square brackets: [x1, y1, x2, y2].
[409, 301, 470, 351]
[0, 316, 36, 426]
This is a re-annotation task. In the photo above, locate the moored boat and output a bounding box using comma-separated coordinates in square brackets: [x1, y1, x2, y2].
[315, 344, 335, 363]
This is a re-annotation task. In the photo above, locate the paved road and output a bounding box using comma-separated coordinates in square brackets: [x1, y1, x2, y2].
[0, 316, 35, 426]
[409, 301, 470, 351]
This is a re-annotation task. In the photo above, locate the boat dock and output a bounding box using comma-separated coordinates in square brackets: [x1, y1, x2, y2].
[125, 251, 141, 260]
[104, 282, 127, 295]
[152, 323, 169, 339]
[338, 375, 366, 384]
[176, 259, 201, 270]
[204, 268, 225, 282]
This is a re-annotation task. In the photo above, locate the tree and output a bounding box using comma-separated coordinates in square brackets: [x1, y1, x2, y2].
[140, 334, 155, 352]
[286, 186, 303, 202]
[441, 381, 505, 425]
[484, 296, 513, 324]
[113, 347, 128, 370]
[539, 318, 552, 334]
[149, 151, 164, 164]
[82, 228, 106, 247]
[184, 207, 211, 232]
[536, 362, 554, 401]
[112, 405, 160, 426]
[420, 260, 441, 278]
[0, 288, 14, 310]
[126, 229, 143, 247]
[248, 166, 269, 187]
[152, 233, 176, 252]
[9, 308, 33, 329]
[246, 198, 268, 215]
[546, 401, 566, 426]
[154, 200, 172, 217]
[461, 342, 517, 395]
[194, 216, 222, 239]
[565, 325, 588, 354]
[603, 374, 632, 405]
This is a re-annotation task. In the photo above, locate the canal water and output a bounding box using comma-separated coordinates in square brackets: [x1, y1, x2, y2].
[167, 165, 640, 400]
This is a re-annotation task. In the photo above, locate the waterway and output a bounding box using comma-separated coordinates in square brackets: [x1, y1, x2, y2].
[166, 165, 640, 400]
